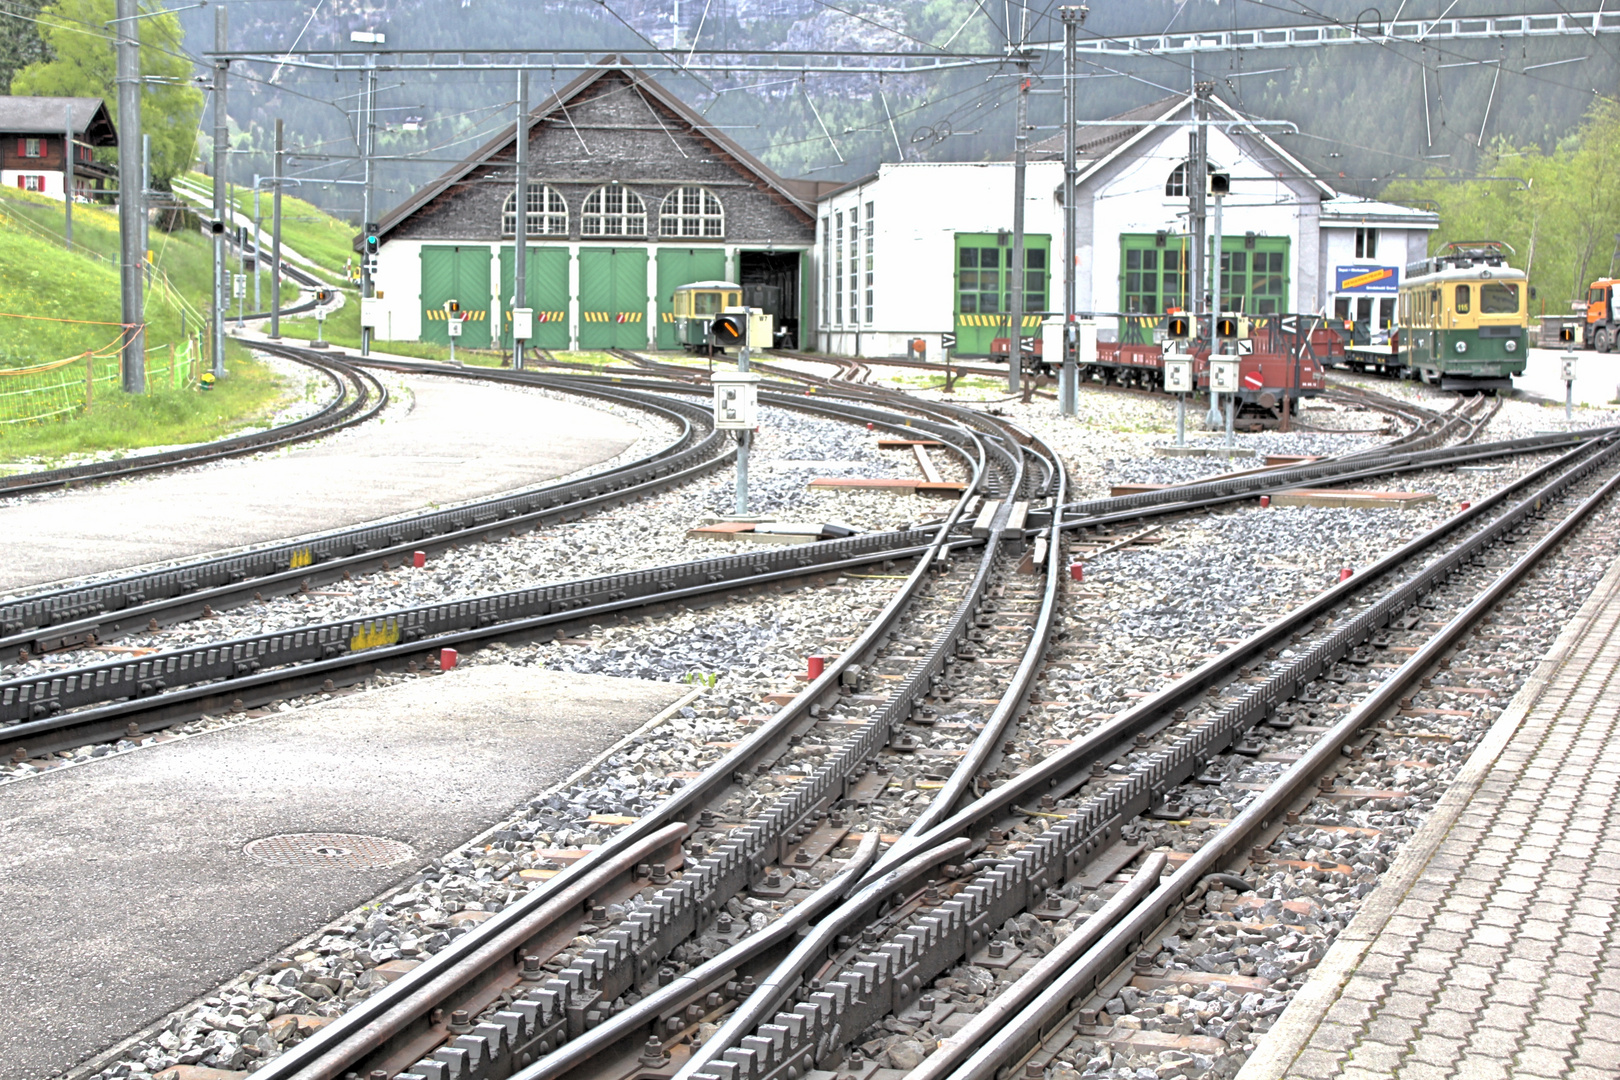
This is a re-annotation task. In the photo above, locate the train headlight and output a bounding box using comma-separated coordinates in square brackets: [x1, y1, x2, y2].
[1454, 340, 1468, 354]
[1504, 339, 1518, 352]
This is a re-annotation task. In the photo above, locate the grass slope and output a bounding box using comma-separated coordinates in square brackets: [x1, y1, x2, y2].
[180, 172, 358, 281]
[0, 188, 286, 461]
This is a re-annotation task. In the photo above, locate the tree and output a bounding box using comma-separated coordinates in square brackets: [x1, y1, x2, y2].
[0, 0, 52, 95]
[9, 0, 202, 188]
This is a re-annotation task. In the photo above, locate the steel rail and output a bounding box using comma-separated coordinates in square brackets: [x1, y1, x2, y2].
[365, 413, 1039, 1080]
[936, 449, 1620, 1080]
[0, 355, 386, 497]
[674, 436, 1620, 1080]
[905, 853, 1169, 1080]
[243, 396, 998, 1080]
[0, 356, 721, 653]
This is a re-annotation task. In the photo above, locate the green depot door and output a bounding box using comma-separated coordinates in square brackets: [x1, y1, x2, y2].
[579, 247, 650, 350]
[420, 245, 493, 348]
[499, 246, 570, 349]
[656, 247, 727, 349]
[952, 233, 1050, 357]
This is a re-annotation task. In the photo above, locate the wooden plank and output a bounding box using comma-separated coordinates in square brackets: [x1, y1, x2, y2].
[1110, 482, 1174, 497]
[913, 444, 944, 484]
[877, 438, 944, 449]
[1271, 488, 1436, 509]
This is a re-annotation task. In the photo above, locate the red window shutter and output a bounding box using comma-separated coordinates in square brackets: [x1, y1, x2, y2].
[16, 139, 24, 156]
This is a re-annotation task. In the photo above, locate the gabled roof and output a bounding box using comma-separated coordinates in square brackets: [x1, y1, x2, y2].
[373, 62, 813, 243]
[1027, 92, 1336, 199]
[1321, 194, 1439, 229]
[0, 96, 117, 145]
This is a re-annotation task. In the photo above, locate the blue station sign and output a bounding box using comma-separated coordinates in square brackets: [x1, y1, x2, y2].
[1335, 265, 1400, 293]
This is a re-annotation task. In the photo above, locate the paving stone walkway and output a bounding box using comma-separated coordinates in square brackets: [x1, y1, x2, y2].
[1239, 551, 1620, 1080]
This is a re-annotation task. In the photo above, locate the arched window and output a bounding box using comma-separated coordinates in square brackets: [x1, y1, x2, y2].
[502, 186, 569, 236]
[581, 185, 647, 237]
[1165, 160, 1217, 198]
[659, 186, 725, 238]
[502, 186, 568, 237]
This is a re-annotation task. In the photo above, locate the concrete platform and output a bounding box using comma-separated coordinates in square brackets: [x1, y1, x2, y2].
[0, 373, 640, 594]
[1238, 552, 1620, 1080]
[0, 666, 689, 1080]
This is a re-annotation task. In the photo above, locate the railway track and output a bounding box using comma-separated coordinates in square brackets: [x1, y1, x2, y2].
[664, 430, 1620, 1080]
[170, 420, 1613, 1080]
[23, 336, 1620, 1080]
[79, 367, 1603, 1080]
[0, 352, 387, 497]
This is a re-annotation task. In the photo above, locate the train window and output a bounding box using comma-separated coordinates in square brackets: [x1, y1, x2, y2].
[728, 292, 740, 307]
[673, 292, 688, 318]
[660, 187, 724, 238]
[582, 185, 647, 237]
[1480, 283, 1519, 314]
[1455, 284, 1471, 315]
[691, 291, 720, 316]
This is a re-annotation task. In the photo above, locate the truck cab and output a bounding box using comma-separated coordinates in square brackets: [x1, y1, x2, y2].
[1586, 279, 1620, 352]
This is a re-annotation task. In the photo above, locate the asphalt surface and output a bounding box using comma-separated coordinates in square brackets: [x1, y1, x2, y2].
[0, 373, 640, 593]
[0, 666, 688, 1080]
[1516, 345, 1620, 408]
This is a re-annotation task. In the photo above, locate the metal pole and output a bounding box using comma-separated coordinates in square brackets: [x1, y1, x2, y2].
[513, 69, 529, 371]
[1176, 393, 1186, 446]
[1565, 348, 1576, 421]
[236, 219, 245, 328]
[270, 119, 283, 339]
[1007, 61, 1029, 395]
[1059, 7, 1080, 416]
[1191, 79, 1208, 320]
[737, 337, 751, 514]
[141, 132, 150, 281]
[211, 5, 227, 377]
[115, 0, 145, 393]
[359, 58, 376, 356]
[1207, 189, 1224, 428]
[63, 105, 73, 245]
[1225, 384, 1235, 447]
[253, 175, 261, 312]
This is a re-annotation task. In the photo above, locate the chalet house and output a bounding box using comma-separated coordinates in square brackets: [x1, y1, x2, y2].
[0, 96, 118, 201]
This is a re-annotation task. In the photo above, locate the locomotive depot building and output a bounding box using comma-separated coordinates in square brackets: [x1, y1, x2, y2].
[814, 93, 1440, 358]
[365, 64, 825, 352]
[366, 66, 1439, 357]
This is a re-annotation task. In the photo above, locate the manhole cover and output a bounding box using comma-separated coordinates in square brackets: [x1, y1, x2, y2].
[243, 833, 416, 870]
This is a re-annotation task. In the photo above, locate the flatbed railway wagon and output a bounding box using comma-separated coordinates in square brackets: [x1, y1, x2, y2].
[1061, 313, 1328, 416]
[1391, 241, 1528, 392]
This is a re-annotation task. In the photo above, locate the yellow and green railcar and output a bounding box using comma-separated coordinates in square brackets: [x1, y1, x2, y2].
[1396, 241, 1528, 393]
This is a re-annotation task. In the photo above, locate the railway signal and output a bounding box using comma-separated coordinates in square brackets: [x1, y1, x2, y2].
[363, 224, 379, 256]
[445, 299, 463, 364]
[1164, 351, 1194, 447]
[1166, 313, 1191, 340]
[709, 312, 747, 351]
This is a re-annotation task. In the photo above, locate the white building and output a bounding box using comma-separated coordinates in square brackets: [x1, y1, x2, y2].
[812, 93, 1438, 357]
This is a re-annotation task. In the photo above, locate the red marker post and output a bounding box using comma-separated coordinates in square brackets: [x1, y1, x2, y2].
[807, 655, 825, 680]
[439, 648, 458, 671]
